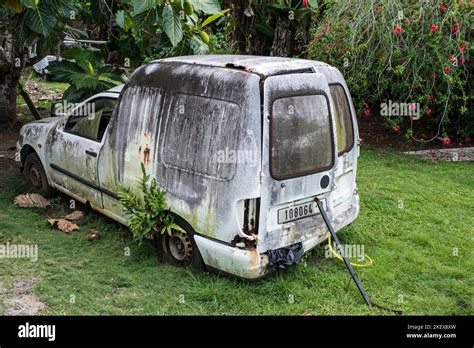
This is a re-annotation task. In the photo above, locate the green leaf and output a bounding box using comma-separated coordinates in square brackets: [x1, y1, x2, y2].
[162, 4, 183, 47]
[133, 8, 160, 30]
[48, 60, 84, 82]
[70, 73, 99, 89]
[25, 3, 56, 36]
[49, 0, 76, 18]
[20, 0, 38, 10]
[116, 10, 126, 29]
[133, 0, 162, 15]
[198, 9, 229, 29]
[189, 34, 208, 54]
[190, 0, 221, 14]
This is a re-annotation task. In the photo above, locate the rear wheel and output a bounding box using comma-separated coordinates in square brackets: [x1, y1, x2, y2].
[155, 216, 206, 271]
[23, 153, 56, 198]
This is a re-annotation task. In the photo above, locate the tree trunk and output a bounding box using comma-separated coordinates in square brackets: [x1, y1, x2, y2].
[0, 24, 20, 124]
[271, 17, 291, 57]
[18, 82, 41, 120]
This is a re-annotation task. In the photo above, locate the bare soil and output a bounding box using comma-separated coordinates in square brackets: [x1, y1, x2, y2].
[2, 278, 46, 315]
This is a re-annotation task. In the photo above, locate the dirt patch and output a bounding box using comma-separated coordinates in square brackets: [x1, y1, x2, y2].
[0, 127, 21, 188]
[404, 147, 474, 162]
[3, 277, 46, 316]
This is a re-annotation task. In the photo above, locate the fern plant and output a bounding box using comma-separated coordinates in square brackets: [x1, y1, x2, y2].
[117, 163, 185, 245]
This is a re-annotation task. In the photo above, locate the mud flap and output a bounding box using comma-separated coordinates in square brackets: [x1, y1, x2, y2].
[267, 243, 303, 270]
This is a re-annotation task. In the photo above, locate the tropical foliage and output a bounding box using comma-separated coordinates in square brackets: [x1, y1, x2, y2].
[307, 0, 473, 141]
[48, 46, 124, 102]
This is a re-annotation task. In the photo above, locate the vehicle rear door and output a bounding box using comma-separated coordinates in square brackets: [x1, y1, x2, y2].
[259, 73, 337, 250]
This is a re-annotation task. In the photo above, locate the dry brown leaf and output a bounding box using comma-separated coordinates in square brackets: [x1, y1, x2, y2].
[48, 218, 79, 233]
[14, 194, 51, 208]
[65, 210, 85, 221]
[86, 229, 101, 241]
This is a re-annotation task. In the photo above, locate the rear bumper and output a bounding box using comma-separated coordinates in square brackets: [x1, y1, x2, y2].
[194, 235, 270, 279]
[195, 193, 359, 279]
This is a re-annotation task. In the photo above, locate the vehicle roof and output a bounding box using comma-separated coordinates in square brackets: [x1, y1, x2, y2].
[156, 55, 329, 77]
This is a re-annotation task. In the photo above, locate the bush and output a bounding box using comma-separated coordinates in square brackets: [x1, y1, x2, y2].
[307, 0, 472, 141]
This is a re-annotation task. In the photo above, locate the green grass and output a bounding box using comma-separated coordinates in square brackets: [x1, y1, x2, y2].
[16, 75, 69, 123]
[0, 149, 472, 315]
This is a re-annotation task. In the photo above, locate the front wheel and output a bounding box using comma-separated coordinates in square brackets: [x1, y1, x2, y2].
[155, 216, 206, 271]
[23, 153, 57, 198]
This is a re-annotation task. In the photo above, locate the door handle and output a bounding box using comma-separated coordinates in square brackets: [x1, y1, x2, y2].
[85, 150, 97, 157]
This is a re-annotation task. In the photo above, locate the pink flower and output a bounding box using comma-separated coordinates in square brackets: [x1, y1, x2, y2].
[409, 103, 417, 111]
[302, 0, 309, 6]
[451, 23, 461, 33]
[308, 41, 313, 46]
[459, 58, 465, 65]
[444, 66, 451, 73]
[393, 125, 401, 132]
[393, 26, 402, 35]
[449, 55, 457, 62]
[440, 4, 447, 12]
[459, 44, 466, 53]
[443, 137, 451, 145]
[364, 108, 371, 117]
[428, 95, 434, 102]
[431, 24, 439, 32]
[425, 107, 432, 116]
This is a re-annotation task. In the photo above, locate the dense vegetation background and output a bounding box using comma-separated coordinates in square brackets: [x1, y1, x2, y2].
[0, 0, 472, 144]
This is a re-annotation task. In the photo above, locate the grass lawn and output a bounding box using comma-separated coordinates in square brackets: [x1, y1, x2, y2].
[0, 148, 472, 315]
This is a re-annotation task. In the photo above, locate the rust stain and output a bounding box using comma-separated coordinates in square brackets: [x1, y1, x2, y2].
[138, 146, 142, 154]
[143, 146, 150, 165]
[248, 248, 260, 268]
[37, 144, 42, 148]
[144, 132, 149, 140]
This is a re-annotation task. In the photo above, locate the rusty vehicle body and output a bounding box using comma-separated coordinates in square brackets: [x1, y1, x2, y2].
[17, 55, 360, 279]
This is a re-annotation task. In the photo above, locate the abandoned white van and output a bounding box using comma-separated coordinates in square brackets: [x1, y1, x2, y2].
[17, 55, 360, 279]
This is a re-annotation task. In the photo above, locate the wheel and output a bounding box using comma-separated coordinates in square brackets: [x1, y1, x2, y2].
[155, 216, 206, 271]
[23, 153, 57, 198]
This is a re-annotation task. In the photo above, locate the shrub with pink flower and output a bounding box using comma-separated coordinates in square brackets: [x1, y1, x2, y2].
[307, 0, 472, 142]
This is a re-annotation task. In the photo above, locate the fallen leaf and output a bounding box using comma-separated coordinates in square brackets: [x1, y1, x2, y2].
[86, 229, 101, 241]
[302, 312, 313, 316]
[48, 218, 79, 233]
[65, 210, 85, 221]
[14, 194, 51, 208]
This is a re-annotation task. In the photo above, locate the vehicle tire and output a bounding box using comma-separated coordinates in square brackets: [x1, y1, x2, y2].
[155, 216, 206, 272]
[23, 153, 57, 198]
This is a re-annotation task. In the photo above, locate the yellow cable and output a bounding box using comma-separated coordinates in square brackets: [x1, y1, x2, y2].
[328, 233, 373, 268]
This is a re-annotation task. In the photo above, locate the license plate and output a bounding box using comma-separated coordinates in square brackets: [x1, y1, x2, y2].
[277, 198, 327, 224]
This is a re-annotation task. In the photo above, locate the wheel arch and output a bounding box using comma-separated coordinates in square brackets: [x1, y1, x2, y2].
[20, 145, 37, 167]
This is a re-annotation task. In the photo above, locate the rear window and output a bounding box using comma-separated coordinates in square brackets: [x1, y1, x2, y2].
[271, 94, 334, 180]
[330, 84, 354, 155]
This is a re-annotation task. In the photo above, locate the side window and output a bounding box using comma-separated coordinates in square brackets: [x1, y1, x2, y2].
[330, 84, 354, 155]
[162, 93, 241, 180]
[64, 98, 117, 142]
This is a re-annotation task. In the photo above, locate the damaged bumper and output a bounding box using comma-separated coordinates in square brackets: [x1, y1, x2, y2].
[194, 193, 359, 279]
